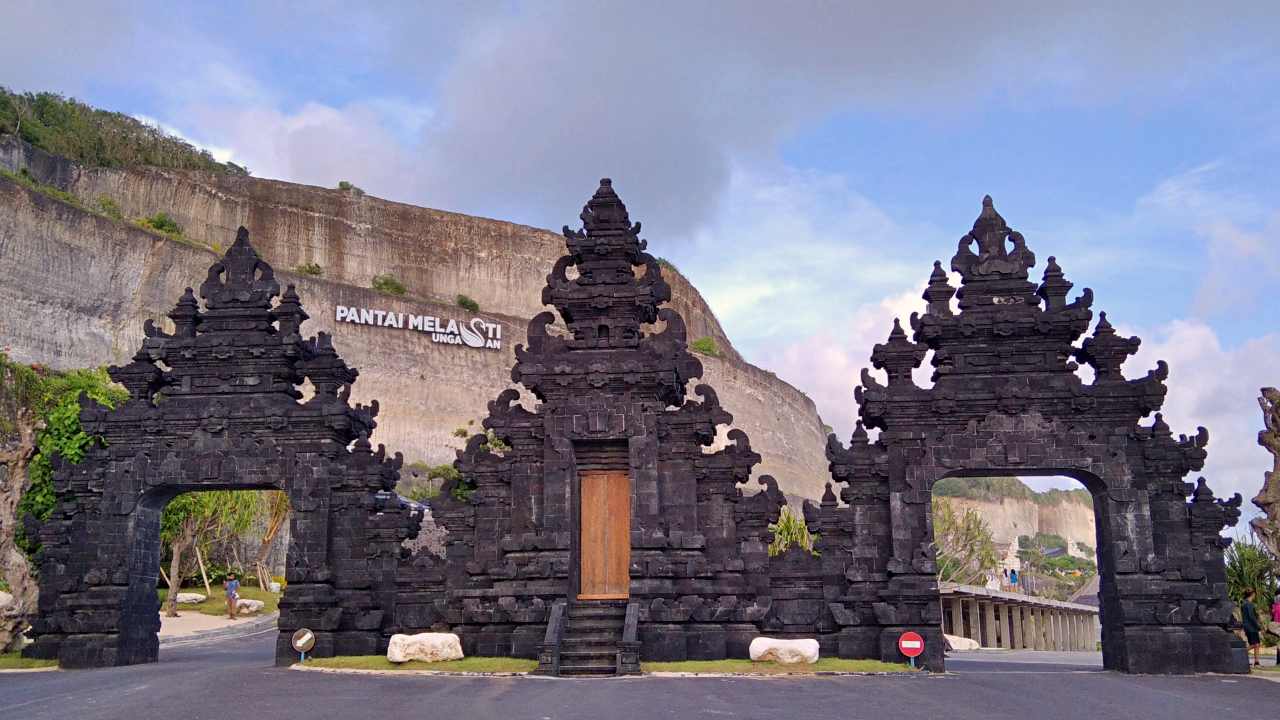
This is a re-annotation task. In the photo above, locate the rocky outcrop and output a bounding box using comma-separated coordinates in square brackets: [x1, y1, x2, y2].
[0, 136, 830, 498]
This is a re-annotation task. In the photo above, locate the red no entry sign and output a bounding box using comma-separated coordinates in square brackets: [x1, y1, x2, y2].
[898, 631, 925, 658]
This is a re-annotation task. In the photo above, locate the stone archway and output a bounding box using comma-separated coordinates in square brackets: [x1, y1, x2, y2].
[23, 229, 420, 668]
[825, 197, 1244, 674]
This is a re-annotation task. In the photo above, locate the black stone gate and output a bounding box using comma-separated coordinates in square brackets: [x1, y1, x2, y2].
[21, 186, 1244, 677]
[822, 197, 1243, 672]
[23, 230, 420, 668]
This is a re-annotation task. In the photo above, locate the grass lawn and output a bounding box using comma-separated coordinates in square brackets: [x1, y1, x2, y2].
[0, 652, 57, 670]
[641, 658, 914, 674]
[303, 655, 538, 673]
[157, 585, 280, 617]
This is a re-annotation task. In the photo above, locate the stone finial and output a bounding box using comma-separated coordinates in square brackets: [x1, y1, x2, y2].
[274, 284, 308, 337]
[950, 195, 1036, 283]
[1077, 311, 1141, 382]
[199, 227, 279, 310]
[168, 287, 200, 338]
[871, 318, 926, 387]
[922, 260, 956, 317]
[1036, 255, 1074, 311]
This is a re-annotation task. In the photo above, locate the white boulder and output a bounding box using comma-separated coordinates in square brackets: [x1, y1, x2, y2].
[0, 591, 13, 610]
[176, 592, 207, 604]
[944, 633, 980, 651]
[236, 598, 265, 614]
[386, 632, 464, 664]
[749, 637, 819, 665]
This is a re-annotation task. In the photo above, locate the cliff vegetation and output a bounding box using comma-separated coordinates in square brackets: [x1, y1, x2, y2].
[933, 475, 1091, 505]
[0, 87, 247, 174]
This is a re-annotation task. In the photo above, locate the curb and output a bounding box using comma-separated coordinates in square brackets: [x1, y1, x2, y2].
[0, 666, 59, 674]
[160, 612, 279, 646]
[291, 663, 530, 678]
[289, 664, 919, 680]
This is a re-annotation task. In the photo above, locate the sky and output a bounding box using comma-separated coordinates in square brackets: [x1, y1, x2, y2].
[4, 1, 1278, 517]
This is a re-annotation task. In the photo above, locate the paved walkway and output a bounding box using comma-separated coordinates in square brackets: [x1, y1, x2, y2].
[158, 611, 239, 638]
[3, 635, 1278, 720]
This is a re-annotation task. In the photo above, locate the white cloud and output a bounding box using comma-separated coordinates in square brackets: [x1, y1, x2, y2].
[687, 166, 936, 349]
[132, 114, 236, 164]
[757, 287, 929, 438]
[1125, 320, 1277, 514]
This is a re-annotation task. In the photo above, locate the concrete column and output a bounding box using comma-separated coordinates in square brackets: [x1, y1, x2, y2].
[1071, 614, 1083, 650]
[967, 599, 982, 644]
[1011, 605, 1024, 649]
[949, 599, 964, 639]
[1025, 607, 1039, 649]
[1052, 611, 1065, 650]
[1057, 612, 1068, 651]
[1038, 608, 1050, 650]
[981, 601, 998, 648]
[997, 605, 1012, 649]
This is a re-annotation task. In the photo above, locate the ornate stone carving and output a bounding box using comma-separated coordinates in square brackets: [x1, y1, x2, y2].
[825, 196, 1243, 673]
[24, 229, 415, 668]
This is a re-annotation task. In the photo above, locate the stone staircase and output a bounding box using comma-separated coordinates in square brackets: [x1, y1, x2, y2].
[557, 601, 628, 676]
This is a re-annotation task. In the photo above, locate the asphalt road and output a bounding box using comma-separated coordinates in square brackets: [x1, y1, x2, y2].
[3, 632, 1277, 720]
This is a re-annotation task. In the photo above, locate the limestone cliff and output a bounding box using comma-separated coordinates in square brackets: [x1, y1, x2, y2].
[0, 136, 830, 498]
[945, 490, 1097, 559]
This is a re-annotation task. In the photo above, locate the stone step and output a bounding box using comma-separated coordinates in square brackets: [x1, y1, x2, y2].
[562, 635, 621, 649]
[565, 617, 624, 633]
[567, 603, 627, 619]
[558, 663, 618, 677]
[560, 649, 617, 663]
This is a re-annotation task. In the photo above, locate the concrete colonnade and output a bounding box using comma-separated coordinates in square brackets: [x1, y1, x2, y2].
[940, 593, 1098, 651]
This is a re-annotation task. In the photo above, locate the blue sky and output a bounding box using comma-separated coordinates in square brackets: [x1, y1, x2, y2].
[4, 1, 1278, 511]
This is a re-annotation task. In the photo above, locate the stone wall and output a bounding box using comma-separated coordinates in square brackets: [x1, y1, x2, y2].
[0, 137, 830, 497]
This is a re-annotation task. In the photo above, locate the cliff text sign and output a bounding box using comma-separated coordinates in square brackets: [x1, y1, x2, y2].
[335, 305, 502, 350]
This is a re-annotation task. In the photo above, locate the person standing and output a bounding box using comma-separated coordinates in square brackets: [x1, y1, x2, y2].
[225, 573, 241, 620]
[1241, 589, 1262, 667]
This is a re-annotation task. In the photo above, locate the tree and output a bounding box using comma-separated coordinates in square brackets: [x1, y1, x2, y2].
[932, 498, 999, 586]
[160, 491, 261, 617]
[251, 491, 290, 592]
[1226, 533, 1276, 615]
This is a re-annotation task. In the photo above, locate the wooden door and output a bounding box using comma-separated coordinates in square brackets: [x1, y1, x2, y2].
[578, 470, 631, 600]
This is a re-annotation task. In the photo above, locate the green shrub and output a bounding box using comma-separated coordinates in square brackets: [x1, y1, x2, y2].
[137, 211, 182, 237]
[96, 195, 122, 220]
[10, 356, 128, 560]
[1, 168, 86, 210]
[767, 506, 819, 557]
[456, 294, 480, 312]
[295, 262, 323, 277]
[337, 180, 364, 195]
[372, 273, 406, 295]
[657, 257, 677, 272]
[690, 336, 721, 357]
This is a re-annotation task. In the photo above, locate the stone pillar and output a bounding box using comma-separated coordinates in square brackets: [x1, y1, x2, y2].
[1038, 608, 1050, 650]
[1057, 612, 1068, 651]
[1026, 607, 1039, 650]
[1011, 605, 1024, 649]
[1051, 611, 1064, 650]
[949, 599, 964, 639]
[981, 601, 998, 648]
[997, 605, 1012, 649]
[967, 599, 982, 644]
[1071, 614, 1082, 650]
